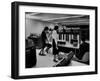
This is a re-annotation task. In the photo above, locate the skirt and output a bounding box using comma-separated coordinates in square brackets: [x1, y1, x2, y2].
[52, 39, 58, 55]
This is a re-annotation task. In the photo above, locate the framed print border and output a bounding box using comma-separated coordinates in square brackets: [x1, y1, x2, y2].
[11, 1, 98, 79]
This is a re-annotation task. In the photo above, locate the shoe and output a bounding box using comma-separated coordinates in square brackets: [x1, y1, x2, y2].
[43, 50, 48, 55]
[53, 59, 58, 62]
[39, 52, 42, 55]
[39, 53, 46, 56]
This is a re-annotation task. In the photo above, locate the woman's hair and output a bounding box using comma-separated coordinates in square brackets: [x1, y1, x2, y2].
[54, 26, 58, 30]
[81, 37, 86, 42]
[44, 26, 49, 31]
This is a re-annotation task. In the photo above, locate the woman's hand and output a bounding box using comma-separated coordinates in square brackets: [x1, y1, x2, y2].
[56, 46, 58, 50]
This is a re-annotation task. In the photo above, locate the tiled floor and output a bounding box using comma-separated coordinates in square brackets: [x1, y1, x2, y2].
[34, 49, 56, 68]
[34, 49, 87, 68]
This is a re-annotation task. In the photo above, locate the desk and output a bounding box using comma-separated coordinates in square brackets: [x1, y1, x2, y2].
[58, 41, 79, 49]
[57, 41, 79, 55]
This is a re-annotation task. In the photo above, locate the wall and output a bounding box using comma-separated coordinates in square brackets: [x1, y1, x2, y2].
[0, 0, 99, 81]
[25, 18, 55, 38]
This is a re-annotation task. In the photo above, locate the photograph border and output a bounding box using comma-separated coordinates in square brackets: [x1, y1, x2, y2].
[11, 1, 98, 79]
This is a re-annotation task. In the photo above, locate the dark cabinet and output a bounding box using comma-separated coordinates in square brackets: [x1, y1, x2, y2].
[25, 38, 37, 68]
[25, 47, 37, 68]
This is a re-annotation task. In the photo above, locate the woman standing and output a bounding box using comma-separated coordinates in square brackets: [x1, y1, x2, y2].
[52, 26, 59, 62]
[45, 28, 53, 54]
[39, 27, 49, 56]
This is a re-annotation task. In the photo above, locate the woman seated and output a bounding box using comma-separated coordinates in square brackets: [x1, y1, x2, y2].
[73, 37, 89, 64]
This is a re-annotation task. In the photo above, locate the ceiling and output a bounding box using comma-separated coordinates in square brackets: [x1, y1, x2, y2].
[26, 12, 89, 25]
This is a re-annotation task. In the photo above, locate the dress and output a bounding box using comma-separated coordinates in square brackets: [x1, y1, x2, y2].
[52, 30, 59, 55]
[41, 31, 47, 49]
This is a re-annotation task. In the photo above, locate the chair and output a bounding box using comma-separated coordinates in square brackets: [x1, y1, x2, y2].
[81, 52, 89, 64]
[72, 52, 89, 65]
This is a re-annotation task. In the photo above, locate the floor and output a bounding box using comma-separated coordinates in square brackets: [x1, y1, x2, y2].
[34, 49, 87, 68]
[34, 49, 56, 68]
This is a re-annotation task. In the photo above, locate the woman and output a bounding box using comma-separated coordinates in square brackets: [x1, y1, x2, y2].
[52, 26, 59, 62]
[39, 27, 49, 56]
[45, 28, 52, 54]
